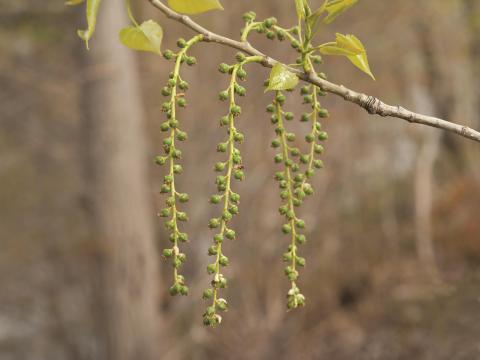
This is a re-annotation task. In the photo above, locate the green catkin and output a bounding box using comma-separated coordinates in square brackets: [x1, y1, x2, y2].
[203, 54, 262, 327]
[270, 90, 306, 310]
[156, 34, 203, 297]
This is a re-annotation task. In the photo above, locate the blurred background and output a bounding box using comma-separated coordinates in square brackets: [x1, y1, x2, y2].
[1, 0, 480, 359]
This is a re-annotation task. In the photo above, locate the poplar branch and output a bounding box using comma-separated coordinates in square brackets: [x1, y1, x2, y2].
[148, 0, 480, 143]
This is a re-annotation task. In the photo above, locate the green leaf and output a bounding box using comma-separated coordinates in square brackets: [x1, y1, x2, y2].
[77, 0, 102, 49]
[266, 63, 299, 92]
[319, 33, 375, 80]
[65, 0, 84, 5]
[168, 0, 223, 15]
[119, 20, 163, 55]
[323, 0, 358, 24]
[295, 0, 306, 19]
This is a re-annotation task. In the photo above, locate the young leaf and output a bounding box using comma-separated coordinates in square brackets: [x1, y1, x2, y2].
[319, 33, 375, 80]
[119, 20, 163, 55]
[266, 63, 299, 92]
[323, 0, 358, 24]
[168, 0, 223, 15]
[77, 0, 102, 49]
[65, 0, 84, 5]
[295, 0, 306, 19]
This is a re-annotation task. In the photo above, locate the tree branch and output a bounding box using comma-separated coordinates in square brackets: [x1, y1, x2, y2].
[148, 0, 480, 143]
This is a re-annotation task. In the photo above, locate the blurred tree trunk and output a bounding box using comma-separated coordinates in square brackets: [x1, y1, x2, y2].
[85, 2, 161, 360]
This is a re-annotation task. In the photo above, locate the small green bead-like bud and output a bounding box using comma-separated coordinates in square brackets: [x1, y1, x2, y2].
[154, 156, 167, 166]
[164, 175, 173, 184]
[177, 253, 186, 263]
[166, 197, 175, 207]
[286, 133, 296, 142]
[179, 285, 189, 296]
[279, 180, 288, 189]
[160, 122, 170, 132]
[173, 164, 183, 174]
[295, 219, 305, 229]
[207, 264, 216, 274]
[314, 144, 324, 154]
[225, 229, 236, 240]
[305, 133, 315, 143]
[222, 211, 233, 221]
[169, 283, 181, 296]
[179, 80, 189, 90]
[208, 246, 218, 256]
[301, 113, 310, 122]
[285, 159, 294, 168]
[178, 232, 188, 242]
[161, 87, 171, 96]
[274, 154, 283, 164]
[314, 159, 324, 169]
[177, 211, 188, 221]
[300, 86, 310, 95]
[285, 112, 294, 121]
[220, 116, 230, 126]
[214, 162, 226, 172]
[219, 255, 229, 267]
[217, 142, 228, 153]
[271, 114, 279, 124]
[206, 306, 216, 316]
[234, 84, 246, 96]
[271, 139, 281, 148]
[286, 210, 295, 220]
[294, 174, 305, 182]
[186, 56, 197, 66]
[169, 119, 179, 129]
[291, 40, 300, 49]
[300, 154, 309, 164]
[219, 63, 230, 74]
[266, 31, 276, 40]
[303, 184, 314, 195]
[296, 234, 306, 244]
[242, 11, 256, 22]
[275, 172, 285, 181]
[228, 204, 239, 215]
[276, 93, 286, 104]
[266, 104, 275, 113]
[312, 55, 322, 64]
[283, 252, 293, 262]
[303, 95, 313, 104]
[318, 131, 329, 141]
[203, 288, 214, 300]
[177, 98, 187, 108]
[219, 90, 229, 101]
[279, 205, 288, 215]
[162, 248, 173, 258]
[264, 17, 277, 28]
[296, 257, 306, 267]
[231, 105, 242, 116]
[234, 170, 244, 181]
[277, 30, 286, 41]
[176, 131, 187, 142]
[172, 149, 182, 159]
[293, 198, 302, 207]
[234, 132, 244, 143]
[305, 169, 315, 178]
[179, 193, 189, 203]
[167, 79, 176, 88]
[159, 208, 170, 218]
[163, 49, 174, 60]
[256, 25, 266, 34]
[295, 188, 306, 200]
[237, 68, 247, 80]
[177, 38, 186, 48]
[214, 234, 224, 244]
[160, 184, 171, 194]
[230, 192, 240, 203]
[216, 298, 228, 311]
[318, 108, 329, 118]
[210, 195, 222, 204]
[209, 218, 221, 229]
[282, 224, 292, 234]
[235, 52, 246, 63]
[318, 72, 327, 80]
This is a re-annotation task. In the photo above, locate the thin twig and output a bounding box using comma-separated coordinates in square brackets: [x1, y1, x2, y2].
[148, 0, 480, 143]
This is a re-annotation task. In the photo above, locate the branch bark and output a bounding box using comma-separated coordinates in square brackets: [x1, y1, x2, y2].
[148, 0, 480, 143]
